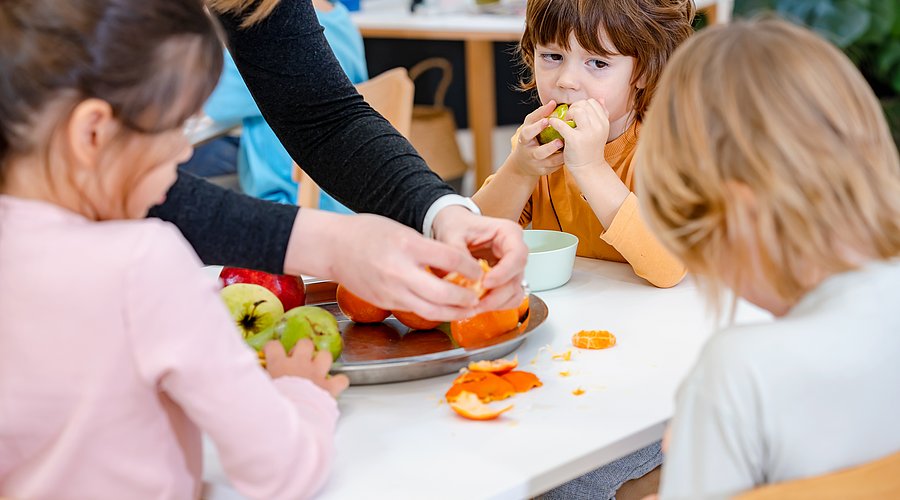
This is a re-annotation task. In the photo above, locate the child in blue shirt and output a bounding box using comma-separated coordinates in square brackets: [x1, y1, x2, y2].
[203, 0, 367, 211]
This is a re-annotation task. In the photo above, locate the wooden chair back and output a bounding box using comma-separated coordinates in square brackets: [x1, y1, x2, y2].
[736, 450, 900, 500]
[294, 67, 414, 208]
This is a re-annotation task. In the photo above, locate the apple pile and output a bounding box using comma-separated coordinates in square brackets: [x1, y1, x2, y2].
[218, 268, 342, 361]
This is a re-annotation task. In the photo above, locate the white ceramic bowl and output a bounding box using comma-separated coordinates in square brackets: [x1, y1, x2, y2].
[523, 230, 579, 291]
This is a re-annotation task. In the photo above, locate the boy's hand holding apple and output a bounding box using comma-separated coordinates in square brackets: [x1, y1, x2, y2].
[549, 98, 610, 172]
[507, 100, 567, 179]
[264, 339, 349, 398]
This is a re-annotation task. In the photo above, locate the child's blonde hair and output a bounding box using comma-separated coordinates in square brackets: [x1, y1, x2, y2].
[636, 18, 900, 307]
[207, 0, 282, 27]
[519, 0, 695, 121]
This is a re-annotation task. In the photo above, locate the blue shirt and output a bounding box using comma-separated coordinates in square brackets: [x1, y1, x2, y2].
[204, 3, 368, 212]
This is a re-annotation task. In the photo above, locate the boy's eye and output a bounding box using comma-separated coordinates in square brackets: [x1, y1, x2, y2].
[589, 59, 609, 70]
[540, 53, 563, 63]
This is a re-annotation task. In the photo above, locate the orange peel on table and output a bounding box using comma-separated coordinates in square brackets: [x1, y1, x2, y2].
[468, 356, 518, 375]
[449, 391, 513, 420]
[571, 330, 617, 350]
[572, 388, 586, 396]
[501, 371, 543, 393]
[446, 371, 516, 403]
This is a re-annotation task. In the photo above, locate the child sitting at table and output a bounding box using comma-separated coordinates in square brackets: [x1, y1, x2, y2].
[0, 0, 348, 498]
[472, 0, 692, 289]
[185, 0, 368, 211]
[636, 18, 900, 499]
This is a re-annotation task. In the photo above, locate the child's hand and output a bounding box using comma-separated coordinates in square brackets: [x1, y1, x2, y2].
[509, 100, 566, 178]
[264, 339, 350, 398]
[549, 98, 610, 171]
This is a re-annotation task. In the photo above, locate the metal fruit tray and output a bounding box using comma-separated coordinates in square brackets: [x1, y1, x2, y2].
[305, 281, 549, 385]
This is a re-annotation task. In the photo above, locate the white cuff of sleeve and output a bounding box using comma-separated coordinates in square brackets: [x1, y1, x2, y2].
[422, 194, 482, 239]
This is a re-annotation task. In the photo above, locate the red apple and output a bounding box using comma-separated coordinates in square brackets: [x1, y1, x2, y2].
[219, 267, 306, 310]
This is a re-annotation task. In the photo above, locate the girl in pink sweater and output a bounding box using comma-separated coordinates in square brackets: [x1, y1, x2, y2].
[0, 1, 348, 498]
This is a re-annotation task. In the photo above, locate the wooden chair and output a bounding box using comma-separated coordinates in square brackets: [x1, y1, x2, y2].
[293, 67, 414, 208]
[736, 450, 900, 499]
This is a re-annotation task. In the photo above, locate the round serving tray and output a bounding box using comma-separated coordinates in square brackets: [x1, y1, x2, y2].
[305, 281, 548, 385]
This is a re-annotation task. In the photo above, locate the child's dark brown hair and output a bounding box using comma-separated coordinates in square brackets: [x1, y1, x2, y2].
[519, 0, 695, 121]
[0, 0, 223, 183]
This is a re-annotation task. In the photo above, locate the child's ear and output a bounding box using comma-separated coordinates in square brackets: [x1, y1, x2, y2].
[65, 98, 117, 169]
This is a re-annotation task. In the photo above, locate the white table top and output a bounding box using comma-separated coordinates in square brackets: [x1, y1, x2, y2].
[204, 257, 770, 499]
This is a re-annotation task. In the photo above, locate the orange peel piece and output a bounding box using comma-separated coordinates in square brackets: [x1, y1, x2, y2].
[446, 371, 516, 403]
[449, 391, 513, 420]
[572, 388, 586, 396]
[571, 330, 617, 350]
[444, 259, 491, 299]
[468, 356, 518, 374]
[501, 371, 543, 393]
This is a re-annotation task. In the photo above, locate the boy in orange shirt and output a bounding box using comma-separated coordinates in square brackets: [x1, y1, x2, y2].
[474, 0, 693, 288]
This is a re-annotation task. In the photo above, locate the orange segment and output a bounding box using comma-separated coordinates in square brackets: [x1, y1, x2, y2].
[468, 356, 518, 374]
[444, 259, 491, 299]
[336, 284, 390, 323]
[449, 391, 513, 420]
[445, 371, 515, 403]
[571, 330, 617, 350]
[392, 310, 442, 331]
[501, 371, 542, 393]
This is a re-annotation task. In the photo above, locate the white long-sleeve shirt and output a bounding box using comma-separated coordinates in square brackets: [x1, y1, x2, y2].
[660, 259, 900, 499]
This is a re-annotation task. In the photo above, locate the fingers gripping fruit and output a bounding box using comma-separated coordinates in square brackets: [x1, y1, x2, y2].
[537, 103, 576, 145]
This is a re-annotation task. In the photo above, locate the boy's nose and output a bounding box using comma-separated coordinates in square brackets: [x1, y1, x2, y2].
[556, 66, 579, 91]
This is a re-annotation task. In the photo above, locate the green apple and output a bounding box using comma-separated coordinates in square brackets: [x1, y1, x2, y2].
[220, 283, 285, 339]
[537, 103, 576, 145]
[245, 306, 343, 361]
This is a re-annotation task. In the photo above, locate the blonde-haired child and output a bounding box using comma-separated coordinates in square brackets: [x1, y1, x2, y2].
[0, 0, 347, 497]
[636, 18, 900, 499]
[473, 0, 693, 288]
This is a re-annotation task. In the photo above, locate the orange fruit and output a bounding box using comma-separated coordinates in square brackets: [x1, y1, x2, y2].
[392, 310, 442, 331]
[468, 356, 518, 375]
[571, 330, 617, 350]
[391, 311, 441, 330]
[517, 295, 529, 321]
[450, 308, 519, 348]
[445, 371, 515, 403]
[444, 259, 491, 299]
[449, 391, 513, 421]
[336, 284, 390, 323]
[501, 371, 542, 393]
